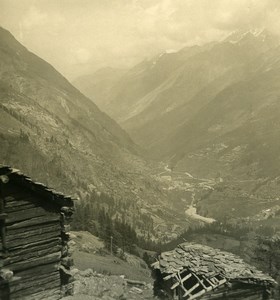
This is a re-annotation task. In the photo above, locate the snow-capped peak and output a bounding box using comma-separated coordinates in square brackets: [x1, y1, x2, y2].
[165, 49, 177, 54]
[225, 28, 267, 44]
[151, 49, 178, 67]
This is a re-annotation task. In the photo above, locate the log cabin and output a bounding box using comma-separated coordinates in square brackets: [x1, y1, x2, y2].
[152, 242, 277, 300]
[0, 166, 74, 300]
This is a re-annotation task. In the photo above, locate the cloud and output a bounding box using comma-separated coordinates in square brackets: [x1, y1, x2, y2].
[22, 6, 48, 29]
[72, 48, 91, 64]
[0, 0, 280, 79]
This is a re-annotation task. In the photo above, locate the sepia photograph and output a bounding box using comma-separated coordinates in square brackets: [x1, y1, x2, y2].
[0, 0, 280, 299]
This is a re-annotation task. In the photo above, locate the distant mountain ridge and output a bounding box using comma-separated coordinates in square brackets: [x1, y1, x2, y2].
[73, 67, 128, 111]
[72, 29, 280, 223]
[74, 29, 280, 166]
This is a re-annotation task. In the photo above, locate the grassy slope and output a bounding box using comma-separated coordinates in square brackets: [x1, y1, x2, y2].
[70, 231, 152, 282]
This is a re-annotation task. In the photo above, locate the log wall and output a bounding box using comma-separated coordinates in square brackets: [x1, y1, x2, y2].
[0, 182, 73, 300]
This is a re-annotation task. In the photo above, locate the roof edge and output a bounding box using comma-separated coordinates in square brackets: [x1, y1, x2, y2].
[0, 165, 76, 208]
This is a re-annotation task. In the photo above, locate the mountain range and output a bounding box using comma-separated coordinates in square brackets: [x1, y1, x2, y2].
[0, 26, 186, 240]
[1, 25, 280, 239]
[74, 29, 280, 223]
[74, 29, 280, 175]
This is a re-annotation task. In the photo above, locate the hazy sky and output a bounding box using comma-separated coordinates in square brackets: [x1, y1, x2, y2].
[1, 0, 280, 80]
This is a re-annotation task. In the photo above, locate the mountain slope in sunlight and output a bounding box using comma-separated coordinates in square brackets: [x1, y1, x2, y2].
[0, 27, 183, 239]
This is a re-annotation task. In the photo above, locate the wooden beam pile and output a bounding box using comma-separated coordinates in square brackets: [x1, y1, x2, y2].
[152, 242, 277, 300]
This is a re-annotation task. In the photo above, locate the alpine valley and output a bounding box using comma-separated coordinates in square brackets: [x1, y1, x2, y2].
[74, 29, 280, 230]
[0, 26, 186, 242]
[1, 22, 280, 299]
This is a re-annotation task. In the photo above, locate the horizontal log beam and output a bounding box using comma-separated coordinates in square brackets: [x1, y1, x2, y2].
[8, 238, 61, 258]
[5, 244, 62, 266]
[7, 220, 60, 235]
[5, 251, 61, 272]
[9, 271, 60, 293]
[10, 277, 61, 299]
[7, 230, 61, 249]
[16, 262, 60, 278]
[7, 215, 61, 229]
[6, 223, 61, 242]
[4, 194, 32, 203]
[8, 236, 61, 253]
[6, 207, 54, 224]
[5, 203, 36, 213]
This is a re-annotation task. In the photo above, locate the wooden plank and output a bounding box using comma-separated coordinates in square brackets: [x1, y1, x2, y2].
[16, 262, 60, 278]
[7, 215, 60, 229]
[181, 273, 192, 284]
[171, 273, 192, 290]
[211, 277, 219, 284]
[218, 278, 227, 286]
[5, 203, 37, 213]
[6, 223, 61, 242]
[5, 198, 42, 209]
[177, 272, 188, 294]
[192, 273, 213, 292]
[7, 230, 61, 249]
[4, 196, 16, 202]
[6, 220, 60, 235]
[163, 273, 176, 281]
[10, 271, 60, 293]
[5, 243, 62, 265]
[4, 194, 32, 202]
[171, 281, 180, 290]
[5, 197, 37, 206]
[8, 237, 61, 253]
[204, 277, 217, 288]
[6, 207, 52, 224]
[6, 251, 61, 272]
[188, 288, 206, 300]
[10, 276, 61, 299]
[183, 283, 200, 298]
[5, 196, 59, 212]
[8, 238, 61, 258]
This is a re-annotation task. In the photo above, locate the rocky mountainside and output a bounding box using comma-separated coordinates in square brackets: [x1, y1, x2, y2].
[0, 27, 184, 239]
[158, 41, 280, 176]
[73, 67, 127, 111]
[77, 29, 278, 151]
[75, 29, 280, 177]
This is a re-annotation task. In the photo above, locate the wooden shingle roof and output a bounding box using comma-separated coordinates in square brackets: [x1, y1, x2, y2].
[152, 242, 276, 299]
[0, 165, 75, 208]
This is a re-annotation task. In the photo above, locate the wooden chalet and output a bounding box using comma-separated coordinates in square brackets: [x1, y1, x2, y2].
[0, 166, 75, 300]
[152, 242, 277, 300]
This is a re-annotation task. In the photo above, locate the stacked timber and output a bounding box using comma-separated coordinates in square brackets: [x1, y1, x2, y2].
[0, 166, 75, 300]
[152, 242, 277, 300]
